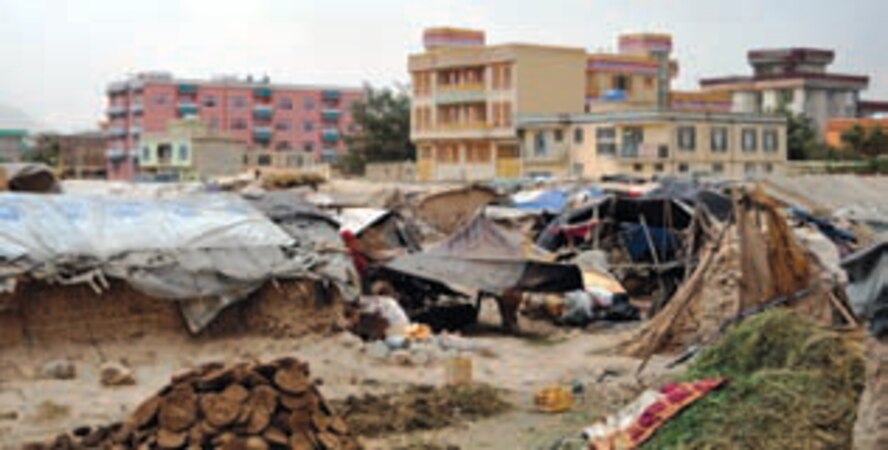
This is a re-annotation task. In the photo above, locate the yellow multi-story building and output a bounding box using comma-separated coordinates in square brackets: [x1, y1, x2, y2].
[410, 28, 786, 181]
[518, 110, 787, 179]
[409, 27, 587, 181]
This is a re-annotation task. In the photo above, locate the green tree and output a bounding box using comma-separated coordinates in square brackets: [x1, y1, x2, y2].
[22, 134, 60, 167]
[842, 124, 888, 171]
[784, 110, 822, 160]
[340, 84, 414, 175]
[840, 124, 867, 155]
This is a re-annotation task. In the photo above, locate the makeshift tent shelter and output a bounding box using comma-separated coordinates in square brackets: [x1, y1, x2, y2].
[0, 192, 356, 333]
[384, 215, 582, 297]
[412, 185, 500, 235]
[841, 240, 888, 337]
[625, 187, 856, 359]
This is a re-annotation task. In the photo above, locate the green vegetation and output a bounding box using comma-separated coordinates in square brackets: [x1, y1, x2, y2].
[643, 309, 864, 450]
[840, 123, 888, 172]
[340, 84, 414, 175]
[785, 111, 828, 161]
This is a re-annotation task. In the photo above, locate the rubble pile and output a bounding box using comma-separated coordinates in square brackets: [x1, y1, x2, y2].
[32, 358, 359, 450]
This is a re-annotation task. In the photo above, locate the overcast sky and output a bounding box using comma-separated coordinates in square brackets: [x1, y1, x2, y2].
[2, 0, 887, 131]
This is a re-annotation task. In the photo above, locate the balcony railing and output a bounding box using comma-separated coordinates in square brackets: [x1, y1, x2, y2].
[254, 87, 272, 98]
[130, 127, 142, 136]
[253, 127, 273, 141]
[435, 122, 494, 131]
[321, 129, 340, 142]
[322, 109, 342, 121]
[435, 88, 487, 105]
[438, 82, 485, 92]
[107, 106, 127, 117]
[131, 103, 143, 114]
[321, 89, 341, 101]
[108, 128, 127, 138]
[178, 83, 199, 94]
[105, 148, 126, 161]
[253, 105, 273, 120]
[178, 103, 199, 116]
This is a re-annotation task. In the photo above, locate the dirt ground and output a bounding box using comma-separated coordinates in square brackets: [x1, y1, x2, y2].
[0, 302, 675, 449]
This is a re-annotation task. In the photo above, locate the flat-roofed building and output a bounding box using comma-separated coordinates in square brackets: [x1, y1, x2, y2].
[409, 27, 587, 181]
[518, 110, 787, 179]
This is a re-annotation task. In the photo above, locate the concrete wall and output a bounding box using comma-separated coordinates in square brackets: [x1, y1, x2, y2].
[514, 47, 587, 115]
[364, 161, 417, 182]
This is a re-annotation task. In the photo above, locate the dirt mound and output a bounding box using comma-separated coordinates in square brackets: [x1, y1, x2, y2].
[333, 385, 510, 437]
[31, 357, 359, 450]
[643, 309, 865, 449]
[0, 278, 344, 349]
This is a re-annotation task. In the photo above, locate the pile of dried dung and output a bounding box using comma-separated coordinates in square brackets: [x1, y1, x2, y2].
[31, 357, 359, 450]
[643, 309, 865, 450]
[333, 385, 510, 437]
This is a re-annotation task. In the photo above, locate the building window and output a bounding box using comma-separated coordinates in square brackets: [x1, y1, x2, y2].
[574, 128, 584, 144]
[633, 163, 643, 172]
[654, 163, 664, 172]
[178, 144, 189, 161]
[710, 127, 728, 153]
[742, 128, 758, 152]
[779, 89, 794, 107]
[202, 96, 217, 108]
[286, 154, 304, 167]
[621, 127, 644, 157]
[231, 118, 248, 130]
[303, 142, 314, 152]
[304, 97, 316, 111]
[257, 155, 272, 166]
[276, 120, 292, 131]
[596, 127, 617, 156]
[763, 129, 779, 153]
[596, 127, 616, 140]
[678, 163, 690, 173]
[231, 96, 247, 108]
[744, 162, 757, 174]
[677, 127, 696, 151]
[644, 77, 655, 88]
[279, 97, 293, 110]
[533, 131, 547, 157]
[613, 75, 631, 92]
[141, 146, 151, 162]
[275, 141, 292, 151]
[712, 163, 724, 173]
[554, 129, 564, 143]
[153, 95, 168, 106]
[210, 118, 220, 130]
[764, 162, 774, 173]
[658, 145, 669, 159]
[303, 121, 315, 132]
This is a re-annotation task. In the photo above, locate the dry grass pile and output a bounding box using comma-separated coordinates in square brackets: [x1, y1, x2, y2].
[643, 309, 865, 449]
[262, 171, 326, 190]
[333, 385, 510, 437]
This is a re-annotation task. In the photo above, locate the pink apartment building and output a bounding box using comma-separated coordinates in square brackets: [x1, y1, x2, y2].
[105, 72, 363, 180]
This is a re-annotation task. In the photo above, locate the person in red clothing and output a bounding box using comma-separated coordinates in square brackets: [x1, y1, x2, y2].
[340, 230, 367, 280]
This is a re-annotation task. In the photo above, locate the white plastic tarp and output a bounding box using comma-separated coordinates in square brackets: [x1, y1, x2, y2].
[0, 193, 293, 263]
[0, 193, 305, 333]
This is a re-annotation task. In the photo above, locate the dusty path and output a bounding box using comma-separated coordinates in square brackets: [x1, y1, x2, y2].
[0, 310, 674, 449]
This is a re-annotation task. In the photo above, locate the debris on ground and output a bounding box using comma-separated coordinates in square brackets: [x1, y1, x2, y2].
[98, 361, 136, 387]
[31, 357, 360, 450]
[641, 309, 864, 449]
[333, 384, 510, 437]
[41, 359, 76, 380]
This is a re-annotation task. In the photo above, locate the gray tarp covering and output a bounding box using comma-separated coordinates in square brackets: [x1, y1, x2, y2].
[385, 215, 582, 296]
[841, 240, 888, 337]
[0, 192, 356, 333]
